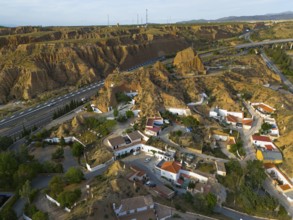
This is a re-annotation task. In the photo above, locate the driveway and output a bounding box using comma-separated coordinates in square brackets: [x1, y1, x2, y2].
[13, 174, 55, 217]
[214, 205, 267, 220]
[122, 153, 163, 186]
[62, 146, 79, 171]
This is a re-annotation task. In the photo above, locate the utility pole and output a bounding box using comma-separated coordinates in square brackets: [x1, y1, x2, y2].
[137, 14, 139, 25]
[146, 9, 148, 27]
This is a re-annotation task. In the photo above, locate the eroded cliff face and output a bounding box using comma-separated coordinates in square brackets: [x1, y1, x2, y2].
[0, 29, 188, 103]
[0, 24, 248, 103]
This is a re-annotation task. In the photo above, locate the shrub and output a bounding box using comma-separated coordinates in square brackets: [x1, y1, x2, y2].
[51, 147, 64, 160]
[57, 189, 81, 208]
[65, 167, 84, 184]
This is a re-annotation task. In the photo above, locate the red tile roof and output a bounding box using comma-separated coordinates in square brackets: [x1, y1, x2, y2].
[145, 127, 161, 132]
[264, 163, 276, 169]
[161, 161, 181, 174]
[258, 103, 275, 113]
[242, 119, 253, 126]
[265, 145, 274, 151]
[226, 114, 241, 123]
[280, 184, 291, 191]
[252, 135, 271, 142]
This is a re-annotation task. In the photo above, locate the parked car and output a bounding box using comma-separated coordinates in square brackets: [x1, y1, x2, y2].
[145, 181, 156, 187]
[133, 151, 140, 156]
[144, 157, 151, 163]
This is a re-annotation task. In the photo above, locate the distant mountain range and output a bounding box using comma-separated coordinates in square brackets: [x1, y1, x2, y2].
[179, 11, 293, 23]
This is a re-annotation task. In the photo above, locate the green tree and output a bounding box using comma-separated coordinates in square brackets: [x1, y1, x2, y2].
[65, 167, 84, 184]
[0, 136, 13, 151]
[261, 122, 273, 134]
[125, 110, 134, 118]
[49, 176, 64, 197]
[71, 142, 84, 158]
[51, 147, 64, 160]
[57, 189, 81, 208]
[59, 137, 66, 146]
[181, 116, 199, 130]
[246, 160, 266, 190]
[14, 163, 40, 187]
[113, 108, 119, 117]
[32, 211, 48, 220]
[205, 193, 217, 212]
[0, 208, 17, 220]
[19, 180, 32, 204]
[0, 152, 19, 188]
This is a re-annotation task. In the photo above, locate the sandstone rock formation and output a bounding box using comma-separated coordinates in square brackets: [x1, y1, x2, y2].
[173, 47, 205, 74]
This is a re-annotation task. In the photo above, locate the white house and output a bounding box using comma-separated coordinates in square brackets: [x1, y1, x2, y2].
[144, 117, 163, 136]
[156, 160, 208, 185]
[215, 161, 226, 176]
[167, 107, 191, 116]
[251, 135, 272, 147]
[251, 102, 275, 117]
[90, 104, 102, 113]
[159, 161, 181, 182]
[265, 163, 293, 202]
[113, 195, 155, 217]
[209, 107, 244, 126]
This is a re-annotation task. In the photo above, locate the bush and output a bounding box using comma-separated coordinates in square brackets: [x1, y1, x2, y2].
[57, 189, 81, 208]
[0, 208, 17, 220]
[41, 161, 63, 173]
[51, 147, 64, 160]
[24, 204, 38, 218]
[32, 211, 48, 220]
[71, 142, 84, 158]
[49, 176, 65, 197]
[126, 110, 134, 118]
[65, 167, 84, 184]
[115, 93, 131, 103]
[0, 136, 13, 151]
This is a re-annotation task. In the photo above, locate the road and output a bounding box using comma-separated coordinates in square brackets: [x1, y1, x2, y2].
[241, 101, 263, 162]
[235, 38, 293, 49]
[263, 178, 293, 217]
[214, 205, 267, 220]
[260, 51, 293, 93]
[159, 125, 229, 163]
[0, 81, 104, 138]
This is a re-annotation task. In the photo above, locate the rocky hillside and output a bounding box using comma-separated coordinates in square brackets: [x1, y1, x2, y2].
[0, 24, 251, 104]
[94, 60, 201, 116]
[95, 52, 293, 177]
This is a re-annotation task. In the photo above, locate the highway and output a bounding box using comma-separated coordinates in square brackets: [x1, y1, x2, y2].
[0, 81, 104, 138]
[235, 38, 293, 49]
[260, 50, 293, 93]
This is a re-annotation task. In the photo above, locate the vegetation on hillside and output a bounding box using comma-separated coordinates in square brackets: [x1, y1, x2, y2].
[265, 48, 293, 76]
[218, 160, 289, 219]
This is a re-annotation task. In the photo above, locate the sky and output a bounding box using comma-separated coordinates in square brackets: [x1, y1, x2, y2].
[0, 0, 292, 26]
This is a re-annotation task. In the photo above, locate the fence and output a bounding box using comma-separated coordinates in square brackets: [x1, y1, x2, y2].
[86, 157, 114, 172]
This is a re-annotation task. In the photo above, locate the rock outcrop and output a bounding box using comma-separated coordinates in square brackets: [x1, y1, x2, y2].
[173, 47, 205, 74]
